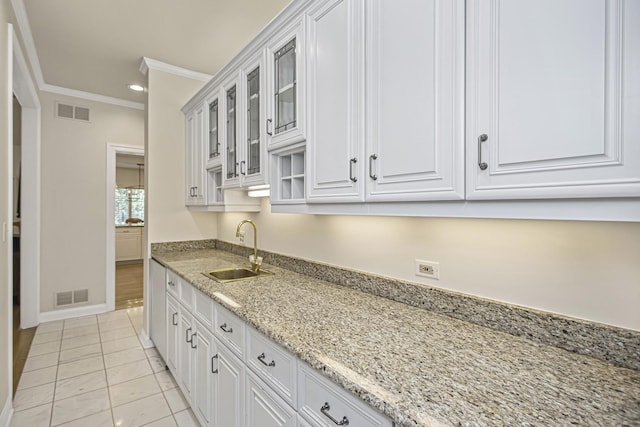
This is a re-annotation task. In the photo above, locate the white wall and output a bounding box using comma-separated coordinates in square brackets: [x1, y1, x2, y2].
[145, 68, 217, 245]
[39, 91, 144, 312]
[218, 199, 640, 331]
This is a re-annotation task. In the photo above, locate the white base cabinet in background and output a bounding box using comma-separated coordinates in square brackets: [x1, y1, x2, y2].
[246, 371, 296, 427]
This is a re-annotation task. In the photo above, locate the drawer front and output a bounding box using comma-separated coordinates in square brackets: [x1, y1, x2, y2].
[298, 364, 392, 427]
[178, 277, 194, 310]
[194, 288, 214, 330]
[214, 304, 245, 357]
[246, 327, 297, 408]
[166, 269, 179, 298]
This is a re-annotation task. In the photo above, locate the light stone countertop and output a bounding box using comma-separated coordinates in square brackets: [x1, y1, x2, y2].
[152, 247, 640, 427]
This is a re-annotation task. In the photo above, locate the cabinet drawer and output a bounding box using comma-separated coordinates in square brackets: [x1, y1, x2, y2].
[194, 288, 214, 330]
[214, 304, 245, 357]
[246, 327, 297, 408]
[298, 364, 392, 427]
[166, 270, 179, 298]
[179, 278, 194, 310]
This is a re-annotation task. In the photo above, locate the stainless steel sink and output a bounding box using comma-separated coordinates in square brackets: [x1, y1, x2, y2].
[202, 267, 273, 283]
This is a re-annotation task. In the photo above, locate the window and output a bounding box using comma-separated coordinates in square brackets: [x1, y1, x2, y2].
[115, 188, 144, 225]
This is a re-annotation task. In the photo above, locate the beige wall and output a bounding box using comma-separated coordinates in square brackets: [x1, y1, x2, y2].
[1, 0, 13, 414]
[145, 69, 216, 246]
[116, 166, 143, 188]
[218, 199, 640, 331]
[39, 91, 144, 312]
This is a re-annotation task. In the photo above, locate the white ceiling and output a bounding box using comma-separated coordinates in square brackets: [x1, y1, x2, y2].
[21, 0, 290, 104]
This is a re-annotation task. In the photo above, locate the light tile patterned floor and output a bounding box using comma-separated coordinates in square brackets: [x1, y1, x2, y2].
[11, 308, 199, 427]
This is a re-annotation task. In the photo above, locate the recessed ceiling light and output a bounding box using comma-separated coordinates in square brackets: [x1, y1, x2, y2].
[128, 84, 145, 92]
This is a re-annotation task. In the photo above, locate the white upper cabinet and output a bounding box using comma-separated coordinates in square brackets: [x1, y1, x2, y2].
[466, 0, 640, 199]
[223, 53, 268, 189]
[206, 90, 222, 168]
[185, 106, 206, 206]
[266, 18, 306, 150]
[306, 0, 365, 203]
[365, 0, 465, 201]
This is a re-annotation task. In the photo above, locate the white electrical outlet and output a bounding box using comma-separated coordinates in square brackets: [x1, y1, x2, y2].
[238, 230, 245, 244]
[415, 259, 440, 280]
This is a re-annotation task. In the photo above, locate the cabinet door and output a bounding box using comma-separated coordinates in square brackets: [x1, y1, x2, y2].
[245, 371, 296, 427]
[185, 106, 206, 206]
[215, 341, 245, 427]
[241, 52, 268, 187]
[166, 295, 179, 375]
[207, 92, 222, 167]
[150, 260, 166, 361]
[185, 110, 196, 205]
[365, 0, 464, 201]
[306, 0, 365, 203]
[466, 0, 640, 199]
[266, 18, 306, 149]
[194, 323, 215, 427]
[178, 308, 195, 404]
[223, 74, 242, 189]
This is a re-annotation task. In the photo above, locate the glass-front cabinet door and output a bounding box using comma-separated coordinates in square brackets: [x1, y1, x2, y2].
[208, 97, 220, 163]
[266, 19, 305, 149]
[246, 66, 261, 177]
[225, 84, 238, 182]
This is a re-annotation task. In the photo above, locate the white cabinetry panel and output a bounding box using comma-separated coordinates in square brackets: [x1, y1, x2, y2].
[306, 0, 365, 202]
[467, 0, 640, 199]
[366, 0, 464, 201]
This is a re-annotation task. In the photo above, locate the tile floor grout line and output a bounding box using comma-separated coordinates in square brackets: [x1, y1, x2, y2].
[96, 313, 118, 427]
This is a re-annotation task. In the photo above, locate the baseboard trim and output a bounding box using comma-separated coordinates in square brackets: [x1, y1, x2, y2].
[138, 328, 154, 349]
[0, 394, 13, 427]
[39, 304, 108, 323]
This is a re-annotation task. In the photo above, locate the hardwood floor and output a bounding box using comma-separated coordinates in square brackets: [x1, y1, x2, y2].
[116, 262, 144, 310]
[13, 303, 36, 394]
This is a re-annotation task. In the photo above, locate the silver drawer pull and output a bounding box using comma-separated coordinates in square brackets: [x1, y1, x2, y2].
[172, 312, 177, 326]
[186, 327, 193, 343]
[478, 134, 488, 170]
[320, 403, 349, 426]
[211, 354, 218, 374]
[190, 332, 197, 349]
[168, 280, 175, 287]
[220, 323, 233, 333]
[257, 352, 275, 367]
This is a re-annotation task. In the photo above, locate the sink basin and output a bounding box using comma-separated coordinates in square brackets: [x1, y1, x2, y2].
[202, 267, 273, 283]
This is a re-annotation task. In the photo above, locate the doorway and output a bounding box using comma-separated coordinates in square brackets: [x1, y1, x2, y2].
[106, 144, 145, 312]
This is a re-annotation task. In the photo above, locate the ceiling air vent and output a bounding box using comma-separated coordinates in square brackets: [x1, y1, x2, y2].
[56, 102, 91, 122]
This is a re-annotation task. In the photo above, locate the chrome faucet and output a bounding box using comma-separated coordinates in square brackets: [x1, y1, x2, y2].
[236, 219, 262, 272]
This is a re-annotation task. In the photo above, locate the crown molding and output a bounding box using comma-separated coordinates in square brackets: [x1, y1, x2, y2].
[140, 57, 213, 82]
[10, 0, 145, 111]
[40, 84, 145, 110]
[11, 0, 45, 87]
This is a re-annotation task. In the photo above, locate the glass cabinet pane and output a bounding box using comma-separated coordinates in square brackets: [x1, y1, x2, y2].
[274, 38, 296, 134]
[247, 67, 260, 175]
[209, 99, 219, 159]
[226, 86, 237, 179]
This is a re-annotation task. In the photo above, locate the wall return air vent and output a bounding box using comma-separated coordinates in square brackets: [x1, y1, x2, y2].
[56, 102, 90, 122]
[55, 289, 89, 307]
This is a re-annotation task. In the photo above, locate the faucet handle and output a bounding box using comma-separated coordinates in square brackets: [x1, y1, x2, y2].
[249, 254, 263, 272]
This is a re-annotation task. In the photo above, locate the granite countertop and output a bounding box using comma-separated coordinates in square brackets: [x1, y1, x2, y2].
[152, 247, 640, 427]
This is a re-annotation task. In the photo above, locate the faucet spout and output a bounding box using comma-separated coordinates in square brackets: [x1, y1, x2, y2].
[236, 219, 260, 271]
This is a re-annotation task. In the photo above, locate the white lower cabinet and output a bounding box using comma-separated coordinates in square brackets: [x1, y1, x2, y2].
[162, 275, 393, 427]
[246, 371, 296, 427]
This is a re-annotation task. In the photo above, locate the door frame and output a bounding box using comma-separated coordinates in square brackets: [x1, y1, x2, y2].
[105, 143, 144, 312]
[11, 25, 41, 330]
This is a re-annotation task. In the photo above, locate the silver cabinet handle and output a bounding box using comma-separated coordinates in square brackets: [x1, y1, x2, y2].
[320, 403, 349, 426]
[257, 352, 275, 367]
[220, 323, 233, 333]
[240, 160, 246, 176]
[168, 280, 175, 287]
[266, 118, 273, 136]
[349, 158, 358, 182]
[190, 332, 197, 349]
[211, 354, 218, 374]
[369, 154, 378, 180]
[186, 327, 192, 343]
[478, 134, 488, 170]
[172, 312, 177, 326]
[194, 186, 198, 196]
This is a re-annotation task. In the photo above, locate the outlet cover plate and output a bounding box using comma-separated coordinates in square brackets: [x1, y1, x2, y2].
[415, 259, 440, 280]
